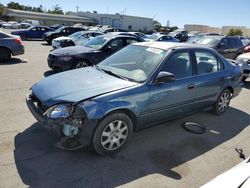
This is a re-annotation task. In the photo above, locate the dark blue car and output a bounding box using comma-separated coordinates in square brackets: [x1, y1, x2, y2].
[11, 26, 54, 40]
[26, 42, 242, 155]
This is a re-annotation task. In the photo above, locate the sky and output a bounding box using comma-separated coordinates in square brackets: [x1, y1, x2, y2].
[0, 0, 250, 28]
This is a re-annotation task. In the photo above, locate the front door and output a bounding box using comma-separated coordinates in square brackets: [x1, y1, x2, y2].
[148, 50, 197, 125]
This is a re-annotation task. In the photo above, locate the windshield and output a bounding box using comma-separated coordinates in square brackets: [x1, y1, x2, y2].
[69, 31, 84, 39]
[84, 36, 108, 49]
[196, 37, 220, 47]
[55, 27, 64, 33]
[98, 45, 167, 82]
[168, 32, 178, 37]
[149, 34, 160, 40]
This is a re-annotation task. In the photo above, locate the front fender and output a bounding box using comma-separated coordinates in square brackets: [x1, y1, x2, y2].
[78, 100, 137, 120]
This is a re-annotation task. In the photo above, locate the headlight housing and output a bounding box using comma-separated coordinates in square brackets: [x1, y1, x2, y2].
[58, 56, 73, 61]
[44, 104, 74, 119]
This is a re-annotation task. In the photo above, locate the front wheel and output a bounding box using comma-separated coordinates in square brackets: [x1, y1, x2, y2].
[92, 113, 133, 155]
[74, 60, 89, 69]
[213, 89, 231, 115]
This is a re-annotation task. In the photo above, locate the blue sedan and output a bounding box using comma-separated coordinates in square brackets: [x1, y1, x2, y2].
[11, 26, 54, 40]
[26, 42, 242, 155]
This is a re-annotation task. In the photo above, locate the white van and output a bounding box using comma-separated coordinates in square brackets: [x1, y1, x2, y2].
[20, 20, 40, 28]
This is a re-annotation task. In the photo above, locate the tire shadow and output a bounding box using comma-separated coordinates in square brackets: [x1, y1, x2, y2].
[0, 58, 25, 65]
[243, 80, 250, 89]
[14, 107, 250, 187]
[43, 70, 57, 77]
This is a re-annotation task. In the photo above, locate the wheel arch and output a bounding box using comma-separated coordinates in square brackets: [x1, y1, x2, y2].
[0, 46, 13, 55]
[99, 108, 137, 132]
[72, 58, 91, 69]
[224, 86, 234, 95]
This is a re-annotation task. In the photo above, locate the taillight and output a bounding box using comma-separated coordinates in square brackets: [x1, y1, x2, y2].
[15, 38, 22, 45]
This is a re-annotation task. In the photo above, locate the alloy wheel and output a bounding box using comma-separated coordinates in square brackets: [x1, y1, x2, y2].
[218, 92, 230, 112]
[101, 120, 128, 151]
[75, 61, 88, 68]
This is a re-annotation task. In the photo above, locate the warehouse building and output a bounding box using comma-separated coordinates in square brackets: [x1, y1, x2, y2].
[72, 11, 154, 32]
[2, 8, 96, 26]
[184, 24, 250, 37]
[184, 24, 221, 34]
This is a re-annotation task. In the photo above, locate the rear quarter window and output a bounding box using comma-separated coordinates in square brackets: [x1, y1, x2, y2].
[0, 33, 8, 38]
[195, 50, 224, 75]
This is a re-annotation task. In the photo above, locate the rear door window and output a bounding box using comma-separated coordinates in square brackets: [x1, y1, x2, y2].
[126, 38, 139, 45]
[0, 33, 8, 38]
[108, 38, 124, 51]
[194, 50, 224, 75]
[227, 38, 237, 48]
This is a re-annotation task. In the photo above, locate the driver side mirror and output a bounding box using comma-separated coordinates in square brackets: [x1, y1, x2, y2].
[154, 71, 175, 84]
[105, 45, 112, 51]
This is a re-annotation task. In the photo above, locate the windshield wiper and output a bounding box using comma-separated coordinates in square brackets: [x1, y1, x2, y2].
[96, 66, 128, 80]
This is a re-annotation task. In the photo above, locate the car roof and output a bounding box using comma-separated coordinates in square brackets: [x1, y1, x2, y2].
[101, 33, 139, 40]
[133, 41, 207, 51]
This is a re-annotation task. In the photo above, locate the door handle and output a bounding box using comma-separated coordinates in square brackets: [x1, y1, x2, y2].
[224, 74, 234, 80]
[187, 83, 195, 89]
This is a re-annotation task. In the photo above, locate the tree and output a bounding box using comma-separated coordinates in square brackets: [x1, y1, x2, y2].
[7, 1, 23, 10]
[48, 4, 64, 15]
[153, 20, 161, 27]
[227, 29, 243, 36]
[0, 4, 4, 15]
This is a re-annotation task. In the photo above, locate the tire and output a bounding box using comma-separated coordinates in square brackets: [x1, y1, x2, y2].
[0, 48, 11, 62]
[242, 76, 248, 82]
[74, 60, 90, 69]
[213, 89, 231, 115]
[92, 112, 133, 155]
[20, 34, 27, 41]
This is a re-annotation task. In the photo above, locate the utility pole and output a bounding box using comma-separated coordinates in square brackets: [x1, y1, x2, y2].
[76, 6, 79, 13]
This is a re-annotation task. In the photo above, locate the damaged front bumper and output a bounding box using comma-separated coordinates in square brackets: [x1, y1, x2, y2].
[26, 93, 94, 150]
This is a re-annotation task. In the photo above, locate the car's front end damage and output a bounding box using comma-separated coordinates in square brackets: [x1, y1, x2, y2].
[25, 67, 139, 150]
[26, 92, 96, 150]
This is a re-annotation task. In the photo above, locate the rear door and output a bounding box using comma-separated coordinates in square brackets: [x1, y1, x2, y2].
[227, 37, 240, 59]
[217, 38, 230, 59]
[148, 49, 197, 124]
[192, 49, 226, 107]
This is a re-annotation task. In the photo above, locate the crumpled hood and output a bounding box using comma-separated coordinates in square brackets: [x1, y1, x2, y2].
[32, 67, 138, 106]
[51, 46, 95, 56]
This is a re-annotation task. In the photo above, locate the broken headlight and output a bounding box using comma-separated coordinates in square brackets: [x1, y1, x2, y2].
[44, 104, 74, 119]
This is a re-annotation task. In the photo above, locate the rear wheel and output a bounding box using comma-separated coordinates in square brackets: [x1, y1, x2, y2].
[20, 34, 27, 40]
[0, 48, 11, 62]
[92, 112, 133, 155]
[213, 89, 231, 115]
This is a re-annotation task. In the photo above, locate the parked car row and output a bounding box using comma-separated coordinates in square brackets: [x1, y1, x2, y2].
[0, 20, 40, 29]
[48, 34, 144, 71]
